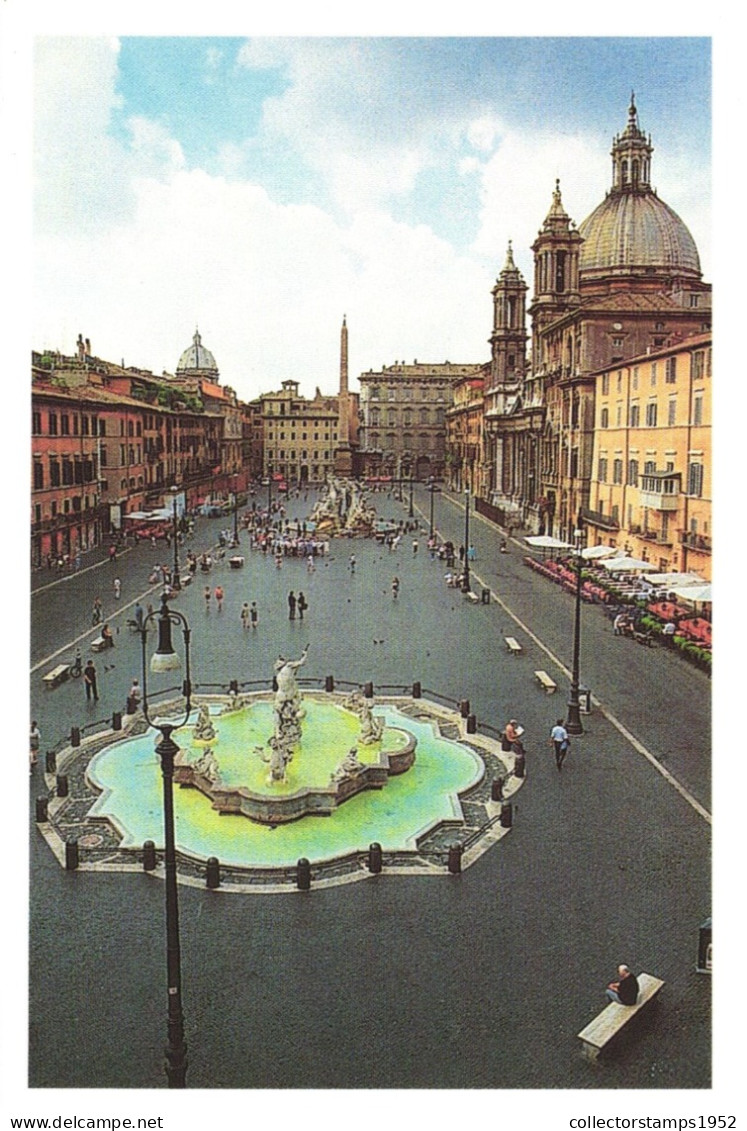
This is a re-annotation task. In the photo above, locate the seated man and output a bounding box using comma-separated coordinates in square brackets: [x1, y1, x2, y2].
[606, 964, 639, 1005]
[101, 623, 114, 648]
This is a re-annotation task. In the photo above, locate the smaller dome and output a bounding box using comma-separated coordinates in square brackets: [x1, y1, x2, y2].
[176, 328, 219, 377]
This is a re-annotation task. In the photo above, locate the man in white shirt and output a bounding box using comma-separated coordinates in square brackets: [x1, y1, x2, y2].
[550, 719, 569, 771]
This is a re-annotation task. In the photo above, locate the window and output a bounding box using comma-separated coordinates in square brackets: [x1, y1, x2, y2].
[62, 459, 74, 486]
[597, 457, 608, 483]
[632, 367, 639, 391]
[32, 411, 42, 434]
[644, 460, 656, 475]
[48, 412, 58, 435]
[650, 363, 657, 386]
[600, 408, 609, 429]
[616, 404, 622, 427]
[692, 351, 705, 380]
[689, 294, 699, 308]
[629, 403, 640, 428]
[601, 374, 609, 395]
[687, 463, 704, 497]
[693, 395, 703, 427]
[627, 459, 639, 486]
[613, 458, 623, 484]
[370, 386, 380, 400]
[61, 414, 70, 435]
[49, 458, 60, 487]
[668, 399, 677, 426]
[33, 461, 44, 489]
[665, 357, 677, 383]
[645, 403, 658, 427]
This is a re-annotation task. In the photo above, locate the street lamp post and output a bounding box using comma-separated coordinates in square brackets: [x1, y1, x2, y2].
[170, 486, 181, 592]
[565, 513, 585, 736]
[428, 479, 436, 539]
[232, 475, 240, 547]
[140, 593, 193, 1088]
[462, 489, 471, 593]
[408, 473, 414, 519]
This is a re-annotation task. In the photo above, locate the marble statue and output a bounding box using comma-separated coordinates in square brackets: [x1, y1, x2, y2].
[193, 747, 221, 784]
[331, 746, 364, 783]
[193, 703, 217, 743]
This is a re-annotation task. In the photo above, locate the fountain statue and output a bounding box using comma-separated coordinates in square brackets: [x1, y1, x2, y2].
[343, 690, 385, 744]
[193, 703, 217, 744]
[254, 646, 310, 784]
[311, 476, 377, 536]
[331, 746, 364, 783]
[193, 747, 222, 785]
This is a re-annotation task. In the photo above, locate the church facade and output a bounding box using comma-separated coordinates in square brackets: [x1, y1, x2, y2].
[483, 97, 711, 543]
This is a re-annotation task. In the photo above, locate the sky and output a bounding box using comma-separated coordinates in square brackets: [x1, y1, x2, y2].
[29, 35, 712, 402]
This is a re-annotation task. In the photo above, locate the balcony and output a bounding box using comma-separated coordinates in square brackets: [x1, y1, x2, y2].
[639, 472, 681, 511]
[679, 531, 712, 554]
[640, 528, 673, 547]
[581, 507, 619, 531]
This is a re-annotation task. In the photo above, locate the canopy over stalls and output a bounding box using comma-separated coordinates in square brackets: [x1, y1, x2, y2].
[581, 544, 618, 560]
[671, 583, 712, 604]
[601, 557, 655, 573]
[644, 572, 703, 587]
[525, 535, 573, 549]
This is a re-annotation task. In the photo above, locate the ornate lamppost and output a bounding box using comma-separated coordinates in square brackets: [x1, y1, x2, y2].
[170, 486, 181, 592]
[408, 473, 414, 519]
[462, 488, 471, 593]
[139, 593, 193, 1088]
[232, 474, 240, 547]
[428, 477, 436, 539]
[565, 513, 586, 736]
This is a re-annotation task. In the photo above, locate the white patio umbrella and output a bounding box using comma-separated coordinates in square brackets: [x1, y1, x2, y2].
[644, 572, 703, 587]
[524, 535, 573, 549]
[601, 556, 654, 573]
[671, 583, 712, 604]
[580, 544, 618, 560]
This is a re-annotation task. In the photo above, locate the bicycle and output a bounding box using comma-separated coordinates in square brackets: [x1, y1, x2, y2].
[69, 652, 83, 678]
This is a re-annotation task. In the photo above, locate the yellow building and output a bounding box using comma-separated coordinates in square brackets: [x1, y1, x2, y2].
[586, 332, 711, 579]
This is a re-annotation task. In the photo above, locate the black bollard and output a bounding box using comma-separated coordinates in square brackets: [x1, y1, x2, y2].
[65, 839, 79, 871]
[56, 773, 69, 798]
[412, 681, 422, 699]
[70, 726, 81, 748]
[491, 776, 505, 802]
[447, 843, 463, 874]
[368, 842, 383, 874]
[206, 857, 221, 889]
[112, 711, 122, 731]
[325, 675, 335, 692]
[45, 750, 56, 774]
[229, 680, 239, 694]
[35, 796, 49, 823]
[459, 699, 470, 718]
[513, 750, 526, 778]
[500, 801, 513, 828]
[143, 840, 157, 871]
[467, 714, 477, 734]
[364, 681, 374, 699]
[296, 857, 311, 891]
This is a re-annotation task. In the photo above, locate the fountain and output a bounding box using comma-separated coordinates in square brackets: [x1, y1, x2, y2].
[171, 648, 417, 824]
[310, 476, 378, 537]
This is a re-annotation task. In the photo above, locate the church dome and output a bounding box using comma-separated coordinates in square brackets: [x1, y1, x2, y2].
[578, 96, 702, 282]
[578, 192, 701, 277]
[176, 328, 219, 377]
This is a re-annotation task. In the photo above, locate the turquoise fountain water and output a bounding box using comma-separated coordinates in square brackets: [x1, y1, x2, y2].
[87, 700, 483, 868]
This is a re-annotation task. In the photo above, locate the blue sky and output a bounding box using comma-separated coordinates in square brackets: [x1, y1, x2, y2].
[30, 36, 711, 400]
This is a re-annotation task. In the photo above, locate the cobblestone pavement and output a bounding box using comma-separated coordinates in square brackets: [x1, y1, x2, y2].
[28, 486, 712, 1093]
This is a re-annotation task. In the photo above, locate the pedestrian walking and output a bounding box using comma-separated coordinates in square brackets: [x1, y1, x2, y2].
[126, 679, 141, 715]
[91, 596, 102, 626]
[204, 585, 212, 610]
[298, 592, 308, 620]
[288, 591, 297, 620]
[392, 576, 400, 599]
[412, 539, 419, 555]
[30, 720, 41, 772]
[134, 601, 144, 631]
[250, 601, 258, 628]
[214, 585, 224, 611]
[349, 554, 356, 573]
[113, 577, 121, 599]
[109, 544, 117, 562]
[550, 719, 569, 771]
[240, 602, 250, 629]
[74, 551, 81, 572]
[83, 659, 99, 702]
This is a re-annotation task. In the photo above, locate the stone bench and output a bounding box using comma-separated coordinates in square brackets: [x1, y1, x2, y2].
[534, 669, 557, 693]
[465, 590, 480, 603]
[505, 637, 522, 656]
[43, 663, 70, 688]
[91, 636, 110, 652]
[578, 973, 664, 1061]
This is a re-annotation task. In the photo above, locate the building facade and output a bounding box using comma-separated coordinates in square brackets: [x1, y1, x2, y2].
[586, 332, 711, 579]
[357, 361, 480, 482]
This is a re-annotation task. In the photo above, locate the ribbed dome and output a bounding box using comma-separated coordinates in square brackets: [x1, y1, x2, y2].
[578, 192, 701, 276]
[176, 329, 219, 376]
